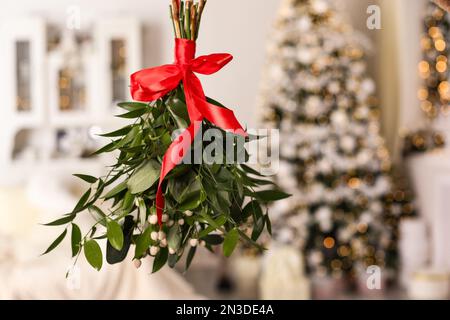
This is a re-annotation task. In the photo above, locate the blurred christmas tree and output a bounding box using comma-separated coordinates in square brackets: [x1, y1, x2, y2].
[259, 0, 414, 280]
[403, 1, 448, 156]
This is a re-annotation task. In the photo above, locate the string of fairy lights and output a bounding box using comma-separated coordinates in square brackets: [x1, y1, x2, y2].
[403, 2, 447, 155]
[418, 4, 450, 119]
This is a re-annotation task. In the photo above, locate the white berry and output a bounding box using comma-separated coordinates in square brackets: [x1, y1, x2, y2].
[160, 238, 168, 248]
[151, 231, 158, 241]
[185, 210, 193, 217]
[150, 246, 160, 256]
[189, 238, 198, 247]
[167, 220, 175, 227]
[133, 259, 142, 269]
[178, 219, 185, 226]
[169, 247, 176, 255]
[148, 214, 158, 225]
[158, 231, 166, 240]
[162, 214, 169, 223]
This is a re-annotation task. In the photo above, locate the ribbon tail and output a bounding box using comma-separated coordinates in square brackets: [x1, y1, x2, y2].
[185, 72, 247, 137]
[155, 121, 202, 226]
[203, 102, 247, 137]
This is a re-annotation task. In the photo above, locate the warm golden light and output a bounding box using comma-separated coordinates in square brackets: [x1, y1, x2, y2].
[418, 88, 429, 100]
[429, 26, 441, 38]
[348, 177, 361, 189]
[421, 101, 433, 113]
[438, 81, 450, 98]
[331, 259, 342, 270]
[421, 37, 432, 50]
[436, 61, 447, 73]
[418, 60, 430, 73]
[437, 55, 447, 62]
[338, 246, 350, 257]
[324, 237, 335, 249]
[435, 39, 446, 51]
[357, 223, 368, 234]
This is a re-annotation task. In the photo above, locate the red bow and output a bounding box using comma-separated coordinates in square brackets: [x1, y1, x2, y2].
[131, 38, 247, 226]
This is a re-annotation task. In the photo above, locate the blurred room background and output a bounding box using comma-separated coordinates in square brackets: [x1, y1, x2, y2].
[1, 0, 450, 300]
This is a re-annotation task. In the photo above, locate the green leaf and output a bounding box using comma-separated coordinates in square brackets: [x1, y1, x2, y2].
[73, 174, 98, 184]
[99, 125, 133, 138]
[185, 246, 197, 271]
[265, 214, 272, 236]
[115, 126, 140, 149]
[73, 189, 91, 213]
[249, 177, 275, 186]
[251, 216, 265, 241]
[127, 160, 161, 194]
[137, 198, 147, 226]
[198, 216, 227, 238]
[242, 201, 263, 221]
[198, 210, 222, 230]
[251, 190, 291, 202]
[167, 227, 181, 251]
[167, 96, 189, 129]
[122, 190, 135, 213]
[42, 229, 67, 255]
[104, 180, 128, 199]
[169, 172, 202, 204]
[117, 102, 148, 111]
[179, 196, 202, 211]
[84, 239, 103, 271]
[134, 227, 152, 259]
[92, 140, 118, 156]
[223, 228, 239, 257]
[71, 224, 82, 257]
[161, 132, 172, 146]
[236, 179, 244, 199]
[88, 206, 107, 227]
[43, 214, 75, 226]
[152, 247, 168, 273]
[168, 252, 179, 268]
[202, 234, 224, 245]
[116, 108, 148, 119]
[106, 216, 134, 264]
[240, 164, 264, 176]
[238, 229, 266, 251]
[107, 220, 124, 251]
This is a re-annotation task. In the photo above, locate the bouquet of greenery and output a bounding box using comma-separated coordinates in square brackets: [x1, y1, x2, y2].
[43, 0, 288, 274]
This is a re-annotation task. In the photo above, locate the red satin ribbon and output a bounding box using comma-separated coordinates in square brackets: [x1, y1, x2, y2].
[130, 38, 247, 226]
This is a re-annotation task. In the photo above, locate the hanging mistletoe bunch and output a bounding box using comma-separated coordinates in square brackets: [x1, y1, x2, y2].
[43, 0, 288, 274]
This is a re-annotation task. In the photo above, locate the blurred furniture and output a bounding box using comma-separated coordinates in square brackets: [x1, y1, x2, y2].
[408, 269, 449, 299]
[0, 16, 142, 187]
[409, 150, 450, 270]
[399, 218, 429, 287]
[229, 254, 261, 299]
[260, 245, 310, 300]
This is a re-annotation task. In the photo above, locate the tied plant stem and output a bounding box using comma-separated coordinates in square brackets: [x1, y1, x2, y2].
[170, 0, 206, 40]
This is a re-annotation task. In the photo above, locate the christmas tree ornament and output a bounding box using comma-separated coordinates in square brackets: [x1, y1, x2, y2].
[43, 0, 288, 274]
